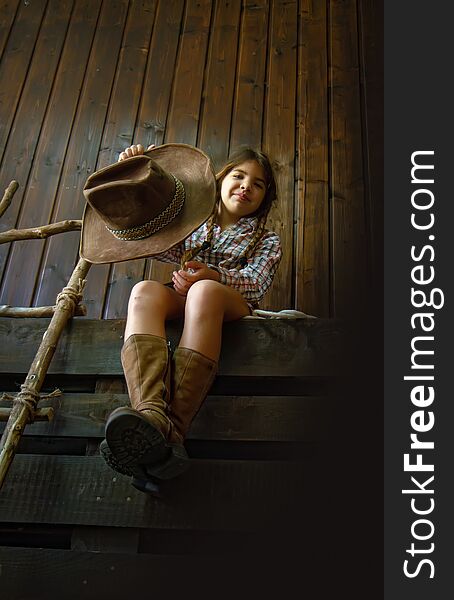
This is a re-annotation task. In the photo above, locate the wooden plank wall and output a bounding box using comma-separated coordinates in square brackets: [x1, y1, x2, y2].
[0, 0, 382, 318]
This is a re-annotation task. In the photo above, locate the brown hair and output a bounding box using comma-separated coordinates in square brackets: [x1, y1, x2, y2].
[180, 148, 277, 268]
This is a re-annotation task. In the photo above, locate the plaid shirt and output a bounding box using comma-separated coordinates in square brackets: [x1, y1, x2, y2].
[156, 216, 282, 306]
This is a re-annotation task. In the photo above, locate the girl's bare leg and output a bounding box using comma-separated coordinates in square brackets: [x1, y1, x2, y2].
[124, 280, 186, 341]
[179, 280, 250, 361]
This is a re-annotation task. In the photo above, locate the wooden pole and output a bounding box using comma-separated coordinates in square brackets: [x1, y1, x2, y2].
[0, 304, 86, 317]
[0, 257, 91, 489]
[0, 219, 82, 244]
[0, 181, 19, 218]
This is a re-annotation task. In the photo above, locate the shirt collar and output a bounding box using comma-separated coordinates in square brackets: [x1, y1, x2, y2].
[211, 216, 259, 234]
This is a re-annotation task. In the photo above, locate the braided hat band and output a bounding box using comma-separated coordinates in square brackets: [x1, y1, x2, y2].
[106, 176, 185, 241]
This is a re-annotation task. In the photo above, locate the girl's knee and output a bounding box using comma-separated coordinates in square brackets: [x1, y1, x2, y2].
[129, 280, 167, 311]
[187, 279, 224, 300]
[185, 280, 225, 314]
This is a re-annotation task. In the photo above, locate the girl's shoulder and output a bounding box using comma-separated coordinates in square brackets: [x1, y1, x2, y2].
[259, 225, 281, 245]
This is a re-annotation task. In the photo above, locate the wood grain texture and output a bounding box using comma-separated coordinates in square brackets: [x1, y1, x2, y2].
[0, 454, 305, 530]
[0, 0, 46, 166]
[0, 0, 19, 60]
[165, 0, 212, 146]
[0, 317, 345, 377]
[145, 0, 213, 288]
[230, 0, 269, 151]
[32, 0, 129, 308]
[0, 2, 377, 322]
[138, 0, 185, 289]
[82, 0, 158, 319]
[262, 0, 298, 311]
[329, 0, 367, 317]
[0, 392, 333, 442]
[0, 0, 74, 237]
[0, 0, 100, 308]
[295, 0, 329, 316]
[197, 0, 242, 170]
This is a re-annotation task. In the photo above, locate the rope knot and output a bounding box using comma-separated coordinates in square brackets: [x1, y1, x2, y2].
[55, 278, 86, 312]
[17, 384, 41, 421]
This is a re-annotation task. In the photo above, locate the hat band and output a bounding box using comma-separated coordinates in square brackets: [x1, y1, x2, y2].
[106, 175, 185, 241]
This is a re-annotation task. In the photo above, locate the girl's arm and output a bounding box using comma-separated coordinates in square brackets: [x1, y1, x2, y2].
[209, 231, 282, 304]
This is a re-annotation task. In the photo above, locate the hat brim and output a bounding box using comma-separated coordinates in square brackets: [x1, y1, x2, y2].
[80, 144, 216, 264]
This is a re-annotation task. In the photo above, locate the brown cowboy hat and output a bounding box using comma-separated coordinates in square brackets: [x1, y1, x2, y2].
[80, 143, 216, 264]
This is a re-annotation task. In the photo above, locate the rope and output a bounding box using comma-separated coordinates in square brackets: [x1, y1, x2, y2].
[1, 388, 62, 422]
[1, 389, 62, 402]
[55, 278, 86, 312]
[16, 385, 41, 421]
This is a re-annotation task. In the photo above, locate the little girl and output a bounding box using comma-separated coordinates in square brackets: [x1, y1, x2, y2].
[102, 144, 282, 490]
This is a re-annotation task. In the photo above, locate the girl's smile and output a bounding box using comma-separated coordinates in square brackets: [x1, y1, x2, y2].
[218, 160, 267, 229]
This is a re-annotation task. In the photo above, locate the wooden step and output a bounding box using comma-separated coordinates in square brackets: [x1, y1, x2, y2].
[0, 317, 345, 378]
[0, 392, 333, 443]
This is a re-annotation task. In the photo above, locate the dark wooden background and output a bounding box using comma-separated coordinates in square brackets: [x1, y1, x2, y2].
[0, 0, 382, 318]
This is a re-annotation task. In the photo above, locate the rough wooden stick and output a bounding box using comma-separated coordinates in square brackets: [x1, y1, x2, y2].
[0, 257, 91, 489]
[0, 304, 86, 317]
[0, 408, 54, 422]
[0, 181, 19, 218]
[0, 219, 82, 244]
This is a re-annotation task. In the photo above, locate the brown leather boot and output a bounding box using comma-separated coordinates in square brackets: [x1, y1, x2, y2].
[105, 334, 186, 478]
[141, 346, 217, 481]
[169, 347, 218, 440]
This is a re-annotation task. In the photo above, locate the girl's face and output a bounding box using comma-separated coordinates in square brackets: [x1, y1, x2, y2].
[219, 160, 267, 226]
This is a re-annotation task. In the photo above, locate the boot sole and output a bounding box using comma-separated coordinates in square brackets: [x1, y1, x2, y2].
[101, 436, 189, 487]
[105, 407, 169, 470]
[99, 438, 151, 481]
[99, 432, 189, 482]
[100, 439, 163, 497]
[100, 439, 134, 476]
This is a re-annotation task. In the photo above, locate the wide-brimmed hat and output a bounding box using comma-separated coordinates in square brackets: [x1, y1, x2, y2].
[80, 143, 216, 264]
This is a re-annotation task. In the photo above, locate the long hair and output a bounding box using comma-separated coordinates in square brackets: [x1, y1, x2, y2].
[180, 148, 278, 268]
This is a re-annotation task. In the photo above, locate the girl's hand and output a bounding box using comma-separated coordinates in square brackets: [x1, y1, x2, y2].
[172, 261, 220, 296]
[118, 144, 155, 162]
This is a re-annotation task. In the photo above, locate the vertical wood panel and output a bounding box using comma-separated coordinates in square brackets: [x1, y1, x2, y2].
[148, 0, 213, 288]
[295, 0, 329, 316]
[165, 0, 212, 145]
[230, 0, 269, 151]
[329, 0, 367, 317]
[81, 0, 158, 319]
[0, 0, 47, 166]
[108, 0, 185, 313]
[197, 0, 242, 170]
[32, 0, 129, 308]
[135, 0, 185, 149]
[0, 0, 19, 60]
[262, 0, 298, 310]
[0, 0, 89, 306]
